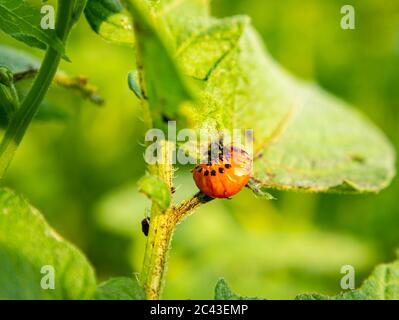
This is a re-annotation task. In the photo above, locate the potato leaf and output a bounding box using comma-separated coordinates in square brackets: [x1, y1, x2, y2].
[0, 0, 65, 55]
[214, 278, 263, 300]
[0, 188, 96, 299]
[125, 0, 194, 129]
[147, 0, 210, 42]
[96, 277, 145, 300]
[84, 0, 135, 46]
[72, 0, 88, 26]
[297, 258, 399, 300]
[173, 16, 395, 193]
[138, 174, 171, 210]
[217, 258, 399, 300]
[0, 44, 40, 74]
[0, 45, 103, 126]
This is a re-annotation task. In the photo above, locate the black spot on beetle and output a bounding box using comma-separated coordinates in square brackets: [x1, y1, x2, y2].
[211, 170, 216, 176]
[197, 167, 202, 173]
[204, 170, 209, 176]
[218, 167, 225, 174]
[225, 164, 232, 169]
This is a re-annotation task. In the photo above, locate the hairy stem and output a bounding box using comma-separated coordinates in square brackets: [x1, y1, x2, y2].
[140, 140, 173, 299]
[141, 179, 213, 299]
[126, 0, 215, 299]
[0, 0, 75, 178]
[173, 192, 214, 224]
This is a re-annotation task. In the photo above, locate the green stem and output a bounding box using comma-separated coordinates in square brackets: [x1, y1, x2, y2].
[141, 207, 174, 299]
[125, 0, 153, 131]
[141, 179, 213, 299]
[0, 0, 75, 178]
[125, 0, 214, 299]
[140, 140, 174, 299]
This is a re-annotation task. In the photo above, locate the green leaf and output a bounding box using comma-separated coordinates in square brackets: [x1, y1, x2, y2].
[216, 259, 399, 300]
[72, 0, 88, 26]
[296, 258, 399, 300]
[0, 65, 19, 121]
[174, 16, 395, 193]
[128, 71, 141, 99]
[125, 0, 194, 129]
[214, 279, 263, 300]
[0, 45, 103, 126]
[147, 0, 210, 42]
[85, 0, 135, 46]
[0, 0, 65, 55]
[0, 188, 96, 299]
[96, 277, 146, 300]
[0, 44, 40, 73]
[146, 0, 210, 17]
[138, 174, 171, 210]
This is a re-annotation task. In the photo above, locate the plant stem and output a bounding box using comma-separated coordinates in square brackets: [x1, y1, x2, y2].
[140, 140, 174, 299]
[141, 183, 213, 299]
[0, 0, 75, 178]
[173, 192, 214, 224]
[126, 0, 215, 299]
[141, 207, 175, 299]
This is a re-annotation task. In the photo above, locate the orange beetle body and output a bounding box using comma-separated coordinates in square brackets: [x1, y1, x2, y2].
[193, 145, 252, 198]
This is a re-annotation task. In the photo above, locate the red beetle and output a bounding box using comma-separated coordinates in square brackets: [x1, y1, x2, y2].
[193, 144, 252, 198]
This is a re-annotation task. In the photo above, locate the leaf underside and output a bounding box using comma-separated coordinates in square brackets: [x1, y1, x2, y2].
[141, 2, 395, 194]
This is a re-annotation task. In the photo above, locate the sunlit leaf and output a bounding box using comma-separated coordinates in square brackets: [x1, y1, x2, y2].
[214, 278, 263, 300]
[0, 188, 96, 299]
[0, 0, 65, 55]
[96, 277, 145, 300]
[125, 0, 194, 129]
[297, 258, 399, 300]
[85, 0, 135, 46]
[173, 16, 396, 193]
[138, 174, 171, 210]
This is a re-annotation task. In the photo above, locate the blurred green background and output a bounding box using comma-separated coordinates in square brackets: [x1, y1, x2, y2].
[1, 0, 398, 299]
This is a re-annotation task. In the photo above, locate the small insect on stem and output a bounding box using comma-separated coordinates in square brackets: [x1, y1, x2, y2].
[141, 217, 150, 236]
